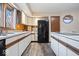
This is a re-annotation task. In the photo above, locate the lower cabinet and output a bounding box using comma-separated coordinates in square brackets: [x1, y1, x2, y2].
[19, 38, 26, 56]
[51, 37, 59, 56]
[51, 37, 78, 56]
[31, 34, 35, 41]
[35, 33, 38, 41]
[19, 34, 32, 56]
[59, 43, 67, 56]
[31, 33, 38, 41]
[6, 43, 19, 56]
[6, 34, 32, 56]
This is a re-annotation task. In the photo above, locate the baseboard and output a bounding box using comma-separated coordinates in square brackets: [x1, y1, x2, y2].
[31, 41, 50, 43]
[31, 41, 38, 43]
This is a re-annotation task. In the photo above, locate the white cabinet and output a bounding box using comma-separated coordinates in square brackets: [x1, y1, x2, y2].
[53, 39, 59, 56]
[59, 43, 67, 56]
[34, 33, 38, 41]
[32, 33, 38, 41]
[19, 38, 26, 56]
[51, 37, 59, 56]
[19, 34, 32, 56]
[31, 34, 35, 41]
[24, 34, 31, 47]
[6, 33, 32, 56]
[6, 43, 19, 56]
[51, 35, 78, 56]
[51, 37, 67, 56]
[65, 38, 79, 49]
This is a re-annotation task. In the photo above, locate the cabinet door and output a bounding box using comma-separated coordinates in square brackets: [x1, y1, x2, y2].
[34, 33, 38, 41]
[31, 34, 35, 41]
[51, 38, 59, 56]
[59, 43, 67, 56]
[25, 35, 31, 48]
[19, 35, 32, 56]
[19, 38, 26, 56]
[53, 39, 59, 56]
[6, 43, 19, 56]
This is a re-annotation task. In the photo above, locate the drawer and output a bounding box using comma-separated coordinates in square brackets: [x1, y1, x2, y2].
[66, 39, 79, 49]
[58, 36, 79, 49]
[51, 39, 59, 56]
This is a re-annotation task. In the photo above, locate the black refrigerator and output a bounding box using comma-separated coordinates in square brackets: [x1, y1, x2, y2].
[38, 20, 49, 43]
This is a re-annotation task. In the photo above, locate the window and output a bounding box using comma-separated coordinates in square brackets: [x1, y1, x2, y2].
[0, 3, 3, 27]
[6, 4, 14, 28]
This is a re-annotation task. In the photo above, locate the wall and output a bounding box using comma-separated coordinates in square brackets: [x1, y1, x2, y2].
[33, 10, 79, 33]
[32, 17, 49, 25]
[60, 11, 79, 33]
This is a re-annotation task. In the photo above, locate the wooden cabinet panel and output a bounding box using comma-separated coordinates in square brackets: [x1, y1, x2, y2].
[51, 16, 60, 32]
[19, 34, 32, 56]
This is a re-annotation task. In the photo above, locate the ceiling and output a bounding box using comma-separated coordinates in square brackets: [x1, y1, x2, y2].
[28, 3, 79, 16]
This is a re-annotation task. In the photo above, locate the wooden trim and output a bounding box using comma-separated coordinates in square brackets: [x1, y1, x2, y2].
[6, 33, 32, 49]
[51, 36, 79, 55]
[3, 3, 6, 27]
[31, 41, 38, 42]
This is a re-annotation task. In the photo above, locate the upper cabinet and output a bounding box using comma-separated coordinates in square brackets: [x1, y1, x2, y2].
[27, 17, 33, 25]
[0, 3, 31, 29]
[16, 10, 22, 24]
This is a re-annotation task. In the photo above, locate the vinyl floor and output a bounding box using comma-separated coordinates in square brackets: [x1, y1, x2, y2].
[22, 42, 55, 56]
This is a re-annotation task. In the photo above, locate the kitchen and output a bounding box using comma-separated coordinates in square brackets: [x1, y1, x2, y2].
[0, 3, 79, 56]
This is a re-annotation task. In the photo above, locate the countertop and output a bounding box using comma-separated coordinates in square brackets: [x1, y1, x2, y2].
[51, 32, 79, 42]
[0, 31, 32, 40]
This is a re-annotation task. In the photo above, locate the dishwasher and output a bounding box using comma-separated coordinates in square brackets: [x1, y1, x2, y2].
[0, 39, 5, 56]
